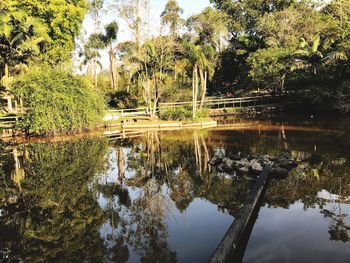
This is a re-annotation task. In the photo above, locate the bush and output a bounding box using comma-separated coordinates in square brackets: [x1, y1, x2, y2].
[107, 90, 139, 109]
[12, 68, 106, 135]
[160, 107, 193, 121]
[196, 108, 210, 119]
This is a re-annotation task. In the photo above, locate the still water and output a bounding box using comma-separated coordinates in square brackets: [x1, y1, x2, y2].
[0, 115, 349, 262]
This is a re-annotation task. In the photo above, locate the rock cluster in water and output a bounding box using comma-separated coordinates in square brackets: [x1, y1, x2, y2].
[209, 152, 297, 179]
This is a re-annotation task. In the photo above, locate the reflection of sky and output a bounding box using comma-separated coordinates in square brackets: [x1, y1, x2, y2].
[96, 146, 234, 262]
[92, 125, 350, 262]
[244, 196, 350, 263]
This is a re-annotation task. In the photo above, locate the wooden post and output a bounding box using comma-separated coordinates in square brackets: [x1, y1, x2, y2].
[209, 163, 272, 263]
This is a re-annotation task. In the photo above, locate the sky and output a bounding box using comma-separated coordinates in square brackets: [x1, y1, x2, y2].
[79, 0, 211, 70]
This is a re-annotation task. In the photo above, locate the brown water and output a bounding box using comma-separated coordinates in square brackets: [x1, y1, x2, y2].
[0, 114, 349, 262]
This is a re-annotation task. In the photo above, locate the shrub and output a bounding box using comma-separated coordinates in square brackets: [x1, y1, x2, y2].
[12, 68, 106, 135]
[160, 107, 210, 121]
[160, 107, 192, 120]
[107, 90, 139, 109]
[196, 108, 210, 119]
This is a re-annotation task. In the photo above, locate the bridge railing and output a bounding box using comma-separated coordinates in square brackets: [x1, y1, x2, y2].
[159, 94, 281, 109]
[105, 108, 150, 118]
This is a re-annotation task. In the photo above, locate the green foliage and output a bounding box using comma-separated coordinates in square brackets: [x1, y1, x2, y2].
[247, 47, 291, 91]
[161, 0, 184, 37]
[108, 90, 139, 109]
[209, 0, 350, 112]
[160, 107, 209, 120]
[12, 68, 106, 135]
[196, 108, 210, 119]
[187, 7, 229, 51]
[160, 107, 193, 120]
[0, 8, 49, 82]
[6, 0, 89, 64]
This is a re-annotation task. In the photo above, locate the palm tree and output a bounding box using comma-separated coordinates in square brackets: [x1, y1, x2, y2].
[291, 35, 348, 74]
[80, 48, 102, 88]
[88, 22, 119, 90]
[183, 42, 215, 118]
[103, 22, 119, 91]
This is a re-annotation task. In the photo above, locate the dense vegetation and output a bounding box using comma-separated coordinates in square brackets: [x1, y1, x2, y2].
[1, 0, 350, 135]
[210, 0, 350, 111]
[12, 68, 105, 135]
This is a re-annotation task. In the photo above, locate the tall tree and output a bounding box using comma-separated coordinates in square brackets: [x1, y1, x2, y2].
[89, 21, 119, 90]
[161, 0, 184, 38]
[88, 0, 104, 31]
[187, 7, 229, 52]
[183, 42, 215, 117]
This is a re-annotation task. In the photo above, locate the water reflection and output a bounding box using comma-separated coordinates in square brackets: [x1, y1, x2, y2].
[0, 123, 350, 262]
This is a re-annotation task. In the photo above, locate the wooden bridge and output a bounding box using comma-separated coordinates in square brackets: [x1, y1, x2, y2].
[159, 94, 281, 110]
[104, 94, 282, 120]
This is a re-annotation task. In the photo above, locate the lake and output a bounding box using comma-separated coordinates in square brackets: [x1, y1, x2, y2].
[0, 114, 349, 262]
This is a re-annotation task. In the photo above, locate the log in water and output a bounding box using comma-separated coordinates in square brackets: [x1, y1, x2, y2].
[209, 163, 273, 263]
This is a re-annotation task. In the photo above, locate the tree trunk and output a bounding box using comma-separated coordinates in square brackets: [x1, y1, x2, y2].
[4, 63, 9, 79]
[109, 48, 116, 90]
[199, 70, 207, 109]
[117, 147, 125, 182]
[280, 73, 286, 94]
[94, 59, 98, 89]
[192, 66, 197, 119]
[194, 65, 199, 118]
[135, 0, 141, 52]
[7, 96, 13, 112]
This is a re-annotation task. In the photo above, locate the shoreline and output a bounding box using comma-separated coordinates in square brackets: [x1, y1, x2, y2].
[0, 117, 338, 144]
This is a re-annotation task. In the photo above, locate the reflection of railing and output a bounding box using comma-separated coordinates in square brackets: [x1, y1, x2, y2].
[104, 121, 218, 138]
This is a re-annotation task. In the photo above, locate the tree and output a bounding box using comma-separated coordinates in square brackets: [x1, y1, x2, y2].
[187, 7, 229, 52]
[0, 9, 49, 112]
[80, 47, 103, 88]
[247, 47, 291, 93]
[137, 37, 174, 118]
[89, 22, 119, 90]
[5, 0, 89, 64]
[116, 0, 143, 50]
[88, 0, 104, 31]
[183, 42, 215, 117]
[161, 0, 184, 38]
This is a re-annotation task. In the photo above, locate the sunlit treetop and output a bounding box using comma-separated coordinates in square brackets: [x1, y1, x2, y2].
[4, 0, 89, 64]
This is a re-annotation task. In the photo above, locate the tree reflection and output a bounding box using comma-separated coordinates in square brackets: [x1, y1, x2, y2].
[1, 126, 350, 263]
[0, 139, 111, 262]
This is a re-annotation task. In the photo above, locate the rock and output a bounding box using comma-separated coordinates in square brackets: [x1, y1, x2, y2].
[250, 160, 263, 173]
[6, 196, 18, 204]
[217, 163, 225, 172]
[238, 167, 249, 175]
[222, 158, 235, 172]
[227, 153, 241, 160]
[270, 167, 289, 179]
[277, 159, 297, 170]
[235, 158, 249, 168]
[247, 155, 257, 161]
[279, 152, 292, 160]
[209, 156, 223, 166]
[218, 172, 236, 179]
